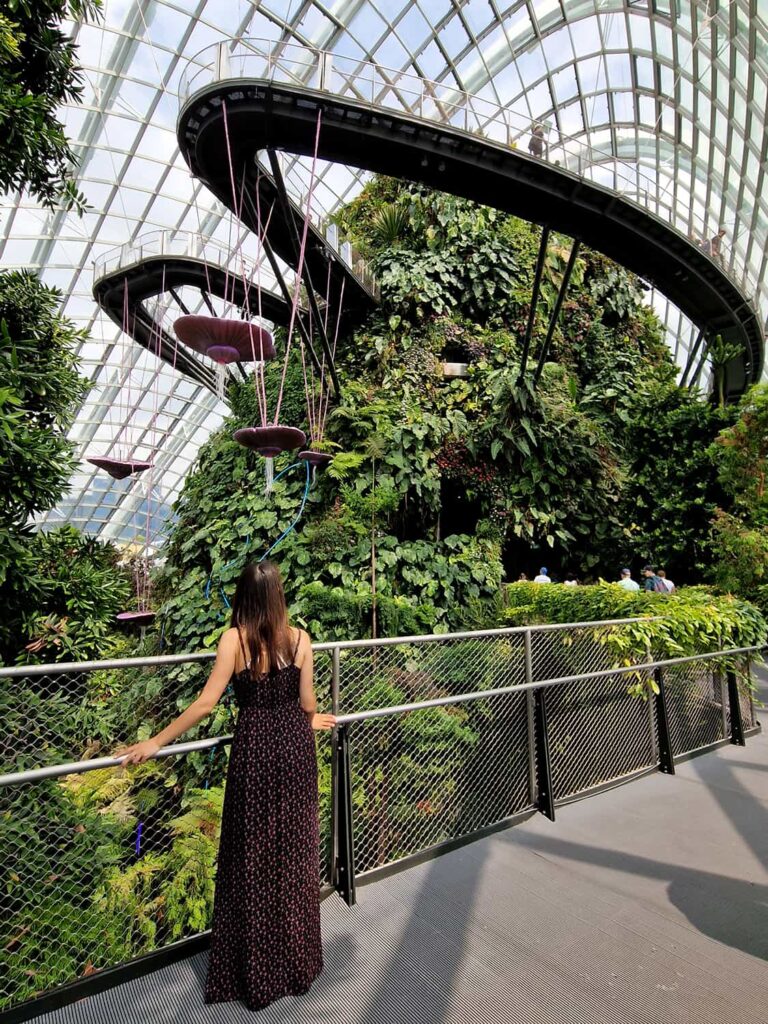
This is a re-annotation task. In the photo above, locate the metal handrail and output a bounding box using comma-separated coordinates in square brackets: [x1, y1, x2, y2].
[0, 616, 661, 677]
[334, 644, 762, 725]
[177, 38, 761, 313]
[0, 637, 756, 789]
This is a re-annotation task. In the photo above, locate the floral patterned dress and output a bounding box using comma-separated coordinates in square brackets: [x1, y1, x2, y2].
[204, 632, 323, 1010]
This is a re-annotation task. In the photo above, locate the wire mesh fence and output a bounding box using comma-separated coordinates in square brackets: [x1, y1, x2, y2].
[664, 660, 727, 755]
[546, 671, 657, 801]
[348, 688, 531, 876]
[0, 626, 760, 1013]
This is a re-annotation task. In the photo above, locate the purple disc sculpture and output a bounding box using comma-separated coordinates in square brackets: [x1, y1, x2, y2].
[207, 344, 241, 365]
[298, 450, 334, 468]
[234, 426, 307, 458]
[174, 315, 276, 363]
[116, 610, 156, 628]
[87, 456, 153, 480]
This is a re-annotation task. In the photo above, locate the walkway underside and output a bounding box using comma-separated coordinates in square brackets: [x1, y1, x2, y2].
[32, 710, 768, 1024]
[179, 83, 764, 399]
[94, 253, 308, 394]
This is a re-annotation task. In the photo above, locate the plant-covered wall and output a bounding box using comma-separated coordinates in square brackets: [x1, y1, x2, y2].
[153, 178, 741, 655]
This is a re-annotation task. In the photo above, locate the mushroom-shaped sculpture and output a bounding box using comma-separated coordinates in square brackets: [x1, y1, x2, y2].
[116, 610, 156, 628]
[234, 426, 307, 458]
[87, 456, 153, 480]
[298, 450, 334, 468]
[174, 315, 276, 364]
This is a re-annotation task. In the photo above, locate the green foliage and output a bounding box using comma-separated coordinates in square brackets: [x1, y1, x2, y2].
[709, 383, 768, 523]
[503, 580, 766, 698]
[616, 382, 734, 578]
[709, 511, 768, 594]
[503, 580, 766, 654]
[0, 270, 90, 589]
[95, 786, 223, 953]
[707, 384, 768, 597]
[0, 1, 100, 211]
[1, 526, 130, 665]
[0, 773, 129, 1004]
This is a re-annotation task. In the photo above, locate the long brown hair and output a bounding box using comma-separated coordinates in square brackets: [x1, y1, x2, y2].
[230, 561, 293, 678]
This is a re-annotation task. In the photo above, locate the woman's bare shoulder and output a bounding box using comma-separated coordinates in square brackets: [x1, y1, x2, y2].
[218, 627, 242, 652]
[291, 626, 311, 658]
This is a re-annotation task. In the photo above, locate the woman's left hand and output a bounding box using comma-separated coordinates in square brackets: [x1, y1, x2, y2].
[113, 739, 161, 765]
[311, 713, 337, 731]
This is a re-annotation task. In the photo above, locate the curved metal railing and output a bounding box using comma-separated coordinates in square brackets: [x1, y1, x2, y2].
[178, 38, 761, 319]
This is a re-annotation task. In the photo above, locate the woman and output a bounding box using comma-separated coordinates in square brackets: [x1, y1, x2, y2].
[115, 560, 335, 1011]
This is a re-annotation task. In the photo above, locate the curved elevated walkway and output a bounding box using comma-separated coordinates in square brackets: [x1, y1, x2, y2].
[93, 235, 309, 395]
[178, 51, 763, 397]
[25, 703, 768, 1024]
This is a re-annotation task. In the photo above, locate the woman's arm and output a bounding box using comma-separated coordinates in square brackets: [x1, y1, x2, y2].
[297, 629, 335, 731]
[114, 629, 239, 764]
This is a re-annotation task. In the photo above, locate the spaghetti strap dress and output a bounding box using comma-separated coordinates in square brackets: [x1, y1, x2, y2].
[204, 630, 323, 1010]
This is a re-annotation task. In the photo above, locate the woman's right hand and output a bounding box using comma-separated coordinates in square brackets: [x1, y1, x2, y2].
[311, 713, 337, 731]
[113, 739, 161, 764]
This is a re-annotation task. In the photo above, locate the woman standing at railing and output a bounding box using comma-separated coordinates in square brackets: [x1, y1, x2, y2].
[114, 560, 335, 1012]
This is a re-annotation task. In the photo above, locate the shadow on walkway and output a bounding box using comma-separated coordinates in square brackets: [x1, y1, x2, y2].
[509, 831, 768, 961]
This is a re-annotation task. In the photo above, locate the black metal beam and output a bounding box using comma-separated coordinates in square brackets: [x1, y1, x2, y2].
[169, 286, 191, 315]
[679, 325, 706, 387]
[688, 341, 710, 390]
[532, 240, 581, 387]
[518, 226, 550, 383]
[266, 150, 341, 399]
[200, 289, 216, 317]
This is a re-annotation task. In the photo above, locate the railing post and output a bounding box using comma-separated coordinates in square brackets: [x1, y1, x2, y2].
[524, 629, 538, 807]
[718, 667, 729, 739]
[533, 687, 555, 820]
[654, 667, 675, 774]
[727, 668, 746, 746]
[215, 41, 230, 81]
[333, 723, 356, 906]
[329, 646, 340, 886]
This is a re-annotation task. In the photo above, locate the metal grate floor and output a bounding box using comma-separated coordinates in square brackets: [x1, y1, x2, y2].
[30, 707, 768, 1024]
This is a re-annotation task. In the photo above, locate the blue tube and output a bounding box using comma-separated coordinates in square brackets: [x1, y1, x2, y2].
[259, 459, 311, 561]
[208, 459, 309, 607]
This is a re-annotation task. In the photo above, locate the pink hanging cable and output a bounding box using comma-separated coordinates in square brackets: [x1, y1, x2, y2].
[274, 109, 323, 424]
[239, 194, 276, 425]
[298, 304, 316, 441]
[311, 260, 334, 443]
[140, 267, 169, 609]
[252, 174, 274, 423]
[221, 101, 260, 322]
[221, 104, 277, 424]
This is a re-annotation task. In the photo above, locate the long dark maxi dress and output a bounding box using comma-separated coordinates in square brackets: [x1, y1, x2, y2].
[204, 633, 323, 1010]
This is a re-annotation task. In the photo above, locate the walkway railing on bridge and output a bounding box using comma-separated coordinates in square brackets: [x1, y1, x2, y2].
[0, 620, 760, 1017]
[178, 38, 760, 314]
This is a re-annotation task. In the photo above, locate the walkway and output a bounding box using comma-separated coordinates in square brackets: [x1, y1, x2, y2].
[177, 43, 764, 398]
[31, 703, 767, 1024]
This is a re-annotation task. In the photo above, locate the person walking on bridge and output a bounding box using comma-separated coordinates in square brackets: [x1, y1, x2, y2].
[528, 124, 546, 158]
[115, 560, 334, 1012]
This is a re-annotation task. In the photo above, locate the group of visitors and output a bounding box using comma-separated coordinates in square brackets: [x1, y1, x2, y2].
[618, 566, 675, 592]
[518, 566, 676, 592]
